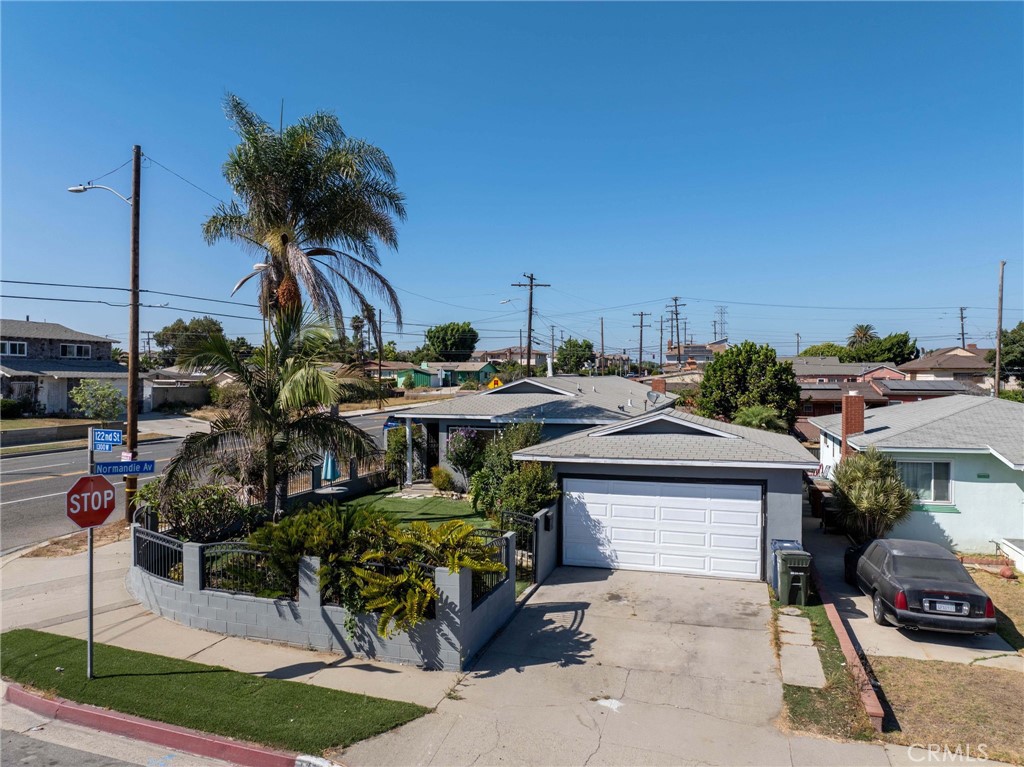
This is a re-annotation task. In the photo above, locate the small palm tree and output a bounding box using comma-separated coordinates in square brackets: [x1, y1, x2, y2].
[831, 447, 915, 542]
[731, 405, 788, 433]
[204, 94, 405, 333]
[163, 308, 377, 516]
[847, 324, 879, 348]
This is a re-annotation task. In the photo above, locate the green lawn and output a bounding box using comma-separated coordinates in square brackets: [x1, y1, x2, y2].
[0, 417, 97, 432]
[0, 629, 428, 755]
[345, 487, 492, 528]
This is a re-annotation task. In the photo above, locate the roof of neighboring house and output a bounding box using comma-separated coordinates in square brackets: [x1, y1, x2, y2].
[361, 361, 423, 372]
[899, 345, 992, 372]
[0, 358, 129, 379]
[427, 361, 497, 372]
[513, 409, 817, 468]
[397, 375, 675, 423]
[780, 356, 902, 377]
[810, 395, 1024, 469]
[143, 367, 208, 382]
[800, 383, 888, 402]
[0, 319, 112, 344]
[869, 379, 984, 396]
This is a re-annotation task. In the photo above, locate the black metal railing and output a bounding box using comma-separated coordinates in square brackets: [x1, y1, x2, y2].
[471, 533, 509, 608]
[201, 542, 293, 599]
[133, 505, 173, 534]
[133, 527, 184, 583]
[499, 511, 537, 583]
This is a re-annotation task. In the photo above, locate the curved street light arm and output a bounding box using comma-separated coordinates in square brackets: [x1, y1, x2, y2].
[67, 184, 133, 206]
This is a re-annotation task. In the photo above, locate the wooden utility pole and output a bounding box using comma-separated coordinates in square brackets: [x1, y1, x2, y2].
[795, 333, 801, 355]
[659, 316, 664, 370]
[633, 312, 650, 374]
[377, 307, 384, 408]
[959, 307, 967, 349]
[600, 317, 605, 375]
[512, 273, 549, 377]
[125, 144, 142, 522]
[995, 261, 1006, 396]
[551, 325, 556, 375]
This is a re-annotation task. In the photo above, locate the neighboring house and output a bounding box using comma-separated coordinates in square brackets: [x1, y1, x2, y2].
[664, 339, 730, 365]
[472, 346, 548, 370]
[513, 409, 817, 582]
[142, 367, 210, 413]
[868, 379, 984, 403]
[812, 395, 1024, 552]
[780, 356, 905, 384]
[431, 361, 499, 387]
[362, 361, 426, 383]
[0, 319, 129, 414]
[394, 375, 677, 480]
[898, 344, 1000, 389]
[794, 383, 889, 445]
[375, 361, 500, 389]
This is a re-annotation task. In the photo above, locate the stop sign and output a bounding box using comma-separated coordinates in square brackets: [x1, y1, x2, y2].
[66, 475, 117, 528]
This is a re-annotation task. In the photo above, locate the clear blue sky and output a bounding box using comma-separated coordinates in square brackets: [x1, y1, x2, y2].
[3, 2, 1021, 360]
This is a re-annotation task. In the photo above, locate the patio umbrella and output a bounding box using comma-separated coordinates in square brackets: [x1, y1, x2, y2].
[321, 451, 340, 483]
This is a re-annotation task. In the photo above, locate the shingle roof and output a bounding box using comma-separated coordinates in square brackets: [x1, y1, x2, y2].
[0, 319, 112, 344]
[398, 375, 675, 423]
[810, 395, 1024, 469]
[800, 383, 888, 402]
[899, 346, 991, 372]
[513, 410, 817, 467]
[780, 356, 901, 377]
[0, 359, 129, 379]
[870, 379, 982, 395]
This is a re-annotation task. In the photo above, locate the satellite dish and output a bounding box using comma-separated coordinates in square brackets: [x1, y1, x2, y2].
[647, 391, 659, 404]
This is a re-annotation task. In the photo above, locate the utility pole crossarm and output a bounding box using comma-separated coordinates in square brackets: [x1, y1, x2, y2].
[511, 273, 550, 378]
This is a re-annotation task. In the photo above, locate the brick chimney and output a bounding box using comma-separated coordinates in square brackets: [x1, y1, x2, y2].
[685, 356, 697, 370]
[967, 343, 978, 351]
[650, 378, 667, 394]
[841, 392, 865, 459]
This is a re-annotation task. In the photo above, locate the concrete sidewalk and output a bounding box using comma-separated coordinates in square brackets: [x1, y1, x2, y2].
[0, 539, 457, 708]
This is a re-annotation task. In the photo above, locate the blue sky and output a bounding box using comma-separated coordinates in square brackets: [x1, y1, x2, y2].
[2, 2, 1021, 360]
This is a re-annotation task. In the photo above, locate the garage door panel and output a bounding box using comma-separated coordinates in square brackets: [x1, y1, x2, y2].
[563, 479, 763, 581]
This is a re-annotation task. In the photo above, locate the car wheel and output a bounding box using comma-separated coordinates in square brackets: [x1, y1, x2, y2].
[872, 591, 888, 626]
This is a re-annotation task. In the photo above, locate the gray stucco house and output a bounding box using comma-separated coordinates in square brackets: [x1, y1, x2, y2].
[0, 319, 128, 414]
[395, 375, 676, 482]
[513, 409, 817, 582]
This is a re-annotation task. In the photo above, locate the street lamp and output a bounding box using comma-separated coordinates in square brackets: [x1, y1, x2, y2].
[68, 145, 142, 522]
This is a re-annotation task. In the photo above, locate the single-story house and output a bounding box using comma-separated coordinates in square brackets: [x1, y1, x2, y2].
[431, 361, 499, 387]
[812, 394, 1024, 552]
[472, 346, 548, 370]
[395, 375, 676, 480]
[868, 378, 985, 402]
[780, 356, 905, 384]
[513, 409, 818, 581]
[141, 367, 211, 412]
[898, 344, 998, 389]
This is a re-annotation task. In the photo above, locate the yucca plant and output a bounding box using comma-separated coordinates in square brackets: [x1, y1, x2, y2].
[831, 447, 916, 542]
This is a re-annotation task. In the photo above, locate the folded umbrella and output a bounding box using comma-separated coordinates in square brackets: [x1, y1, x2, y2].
[321, 451, 340, 483]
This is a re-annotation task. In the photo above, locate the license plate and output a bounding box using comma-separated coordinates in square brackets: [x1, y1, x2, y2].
[934, 601, 957, 613]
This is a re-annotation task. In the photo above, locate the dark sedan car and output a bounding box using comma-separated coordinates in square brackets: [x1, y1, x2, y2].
[852, 539, 996, 635]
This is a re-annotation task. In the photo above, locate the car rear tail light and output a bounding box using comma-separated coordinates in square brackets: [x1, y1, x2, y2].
[985, 598, 995, 619]
[894, 590, 908, 610]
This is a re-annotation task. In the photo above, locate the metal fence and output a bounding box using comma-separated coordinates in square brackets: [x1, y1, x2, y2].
[133, 527, 184, 583]
[287, 471, 313, 497]
[499, 511, 537, 584]
[471, 532, 509, 608]
[201, 542, 294, 599]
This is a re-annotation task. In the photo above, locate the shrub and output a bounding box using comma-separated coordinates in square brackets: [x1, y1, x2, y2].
[1, 398, 23, 419]
[469, 423, 548, 516]
[138, 480, 257, 543]
[385, 424, 422, 485]
[831, 447, 915, 542]
[430, 466, 455, 492]
[209, 382, 246, 409]
[999, 389, 1024, 403]
[459, 379, 480, 391]
[446, 427, 485, 487]
[497, 461, 559, 515]
[401, 373, 415, 389]
[69, 379, 125, 421]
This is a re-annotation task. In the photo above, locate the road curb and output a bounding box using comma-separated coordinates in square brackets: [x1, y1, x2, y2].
[3, 681, 309, 767]
[810, 564, 885, 731]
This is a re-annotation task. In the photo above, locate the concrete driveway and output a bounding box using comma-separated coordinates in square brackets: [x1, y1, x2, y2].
[342, 567, 894, 767]
[801, 515, 1022, 672]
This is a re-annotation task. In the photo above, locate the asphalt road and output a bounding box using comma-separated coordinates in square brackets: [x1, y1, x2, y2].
[0, 439, 183, 555]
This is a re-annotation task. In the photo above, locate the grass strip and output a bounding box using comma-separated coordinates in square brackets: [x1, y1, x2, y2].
[781, 603, 875, 741]
[0, 629, 428, 755]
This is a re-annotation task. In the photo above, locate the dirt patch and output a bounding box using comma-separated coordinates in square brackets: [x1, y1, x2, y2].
[24, 520, 131, 558]
[971, 568, 1024, 652]
[871, 656, 1024, 765]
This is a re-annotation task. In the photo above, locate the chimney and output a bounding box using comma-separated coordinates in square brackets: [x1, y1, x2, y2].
[840, 392, 865, 459]
[966, 343, 978, 351]
[651, 378, 667, 394]
[685, 356, 697, 370]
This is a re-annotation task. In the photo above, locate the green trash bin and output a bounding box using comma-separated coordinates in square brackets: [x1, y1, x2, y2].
[777, 550, 812, 606]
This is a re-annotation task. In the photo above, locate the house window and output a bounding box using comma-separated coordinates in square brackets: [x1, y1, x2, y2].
[897, 461, 952, 503]
[0, 341, 27, 356]
[803, 403, 814, 414]
[832, 403, 843, 413]
[953, 372, 981, 381]
[60, 344, 92, 359]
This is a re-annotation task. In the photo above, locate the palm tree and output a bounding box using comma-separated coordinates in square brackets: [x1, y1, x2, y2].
[731, 405, 788, 433]
[847, 324, 879, 348]
[203, 94, 405, 334]
[162, 308, 377, 516]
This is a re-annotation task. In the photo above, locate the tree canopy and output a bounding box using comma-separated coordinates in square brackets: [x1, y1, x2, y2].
[799, 342, 847, 358]
[154, 316, 225, 366]
[987, 321, 1024, 380]
[555, 338, 595, 374]
[424, 322, 479, 362]
[697, 341, 800, 424]
[799, 333, 919, 366]
[847, 324, 879, 348]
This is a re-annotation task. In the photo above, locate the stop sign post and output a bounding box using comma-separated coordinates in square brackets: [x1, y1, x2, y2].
[67, 475, 117, 679]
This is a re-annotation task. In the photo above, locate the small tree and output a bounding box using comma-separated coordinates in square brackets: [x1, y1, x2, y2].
[831, 448, 915, 542]
[446, 427, 485, 488]
[401, 372, 415, 389]
[697, 341, 800, 424]
[732, 405, 788, 433]
[555, 338, 595, 374]
[69, 379, 126, 421]
[424, 322, 479, 362]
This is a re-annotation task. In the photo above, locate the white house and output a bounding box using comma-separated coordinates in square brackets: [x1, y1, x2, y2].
[812, 394, 1024, 553]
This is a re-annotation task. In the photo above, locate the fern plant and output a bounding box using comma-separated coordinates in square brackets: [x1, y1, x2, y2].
[353, 563, 440, 638]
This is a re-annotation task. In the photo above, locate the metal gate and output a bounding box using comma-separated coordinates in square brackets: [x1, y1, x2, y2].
[499, 511, 537, 583]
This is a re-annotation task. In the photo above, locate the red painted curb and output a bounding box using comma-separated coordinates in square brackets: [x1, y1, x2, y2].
[810, 565, 885, 732]
[4, 682, 299, 767]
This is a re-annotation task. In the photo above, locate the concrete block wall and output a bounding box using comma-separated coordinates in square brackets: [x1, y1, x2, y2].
[127, 527, 516, 671]
[533, 503, 559, 584]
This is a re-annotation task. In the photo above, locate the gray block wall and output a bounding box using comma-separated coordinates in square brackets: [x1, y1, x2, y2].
[127, 528, 517, 671]
[533, 503, 559, 584]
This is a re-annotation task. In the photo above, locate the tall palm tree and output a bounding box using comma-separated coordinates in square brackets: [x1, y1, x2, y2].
[203, 94, 405, 334]
[163, 308, 376, 516]
[847, 324, 879, 348]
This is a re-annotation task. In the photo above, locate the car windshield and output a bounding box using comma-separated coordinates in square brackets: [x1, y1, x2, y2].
[891, 556, 971, 582]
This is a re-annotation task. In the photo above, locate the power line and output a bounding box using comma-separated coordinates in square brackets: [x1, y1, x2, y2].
[0, 279, 258, 308]
[1, 294, 262, 322]
[81, 157, 133, 185]
[143, 154, 225, 204]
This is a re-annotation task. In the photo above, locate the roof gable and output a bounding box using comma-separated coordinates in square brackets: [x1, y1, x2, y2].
[483, 379, 572, 396]
[591, 411, 738, 438]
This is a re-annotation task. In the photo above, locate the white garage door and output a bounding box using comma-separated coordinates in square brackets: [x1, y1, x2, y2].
[563, 478, 764, 580]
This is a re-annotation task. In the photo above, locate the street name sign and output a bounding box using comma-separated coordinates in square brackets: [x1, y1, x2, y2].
[94, 461, 156, 476]
[91, 428, 123, 452]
